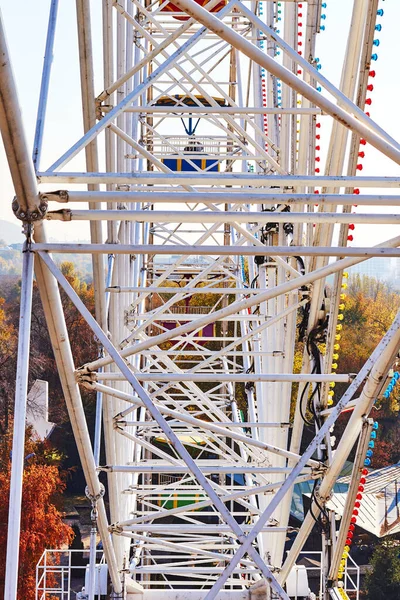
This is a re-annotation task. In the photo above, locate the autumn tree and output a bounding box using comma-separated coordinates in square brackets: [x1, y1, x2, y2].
[0, 262, 98, 490]
[0, 432, 73, 599]
[334, 275, 400, 466]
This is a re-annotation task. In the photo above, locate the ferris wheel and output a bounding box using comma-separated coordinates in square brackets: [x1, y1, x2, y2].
[1, 0, 400, 599]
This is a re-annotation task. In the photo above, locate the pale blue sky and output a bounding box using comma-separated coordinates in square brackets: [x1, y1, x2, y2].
[0, 0, 399, 244]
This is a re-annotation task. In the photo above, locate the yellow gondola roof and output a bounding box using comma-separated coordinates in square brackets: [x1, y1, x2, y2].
[155, 94, 226, 108]
[154, 434, 207, 446]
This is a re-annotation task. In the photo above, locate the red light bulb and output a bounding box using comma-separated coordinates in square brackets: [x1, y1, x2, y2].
[353, 188, 360, 194]
[349, 224, 355, 231]
[356, 164, 363, 171]
[369, 70, 376, 78]
[365, 98, 372, 106]
[358, 151, 365, 158]
[347, 235, 354, 242]
[367, 84, 374, 92]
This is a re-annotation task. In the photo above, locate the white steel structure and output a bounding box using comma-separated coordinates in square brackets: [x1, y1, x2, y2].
[1, 0, 400, 599]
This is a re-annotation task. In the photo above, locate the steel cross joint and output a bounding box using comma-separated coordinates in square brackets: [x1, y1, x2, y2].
[109, 522, 124, 535]
[12, 194, 48, 222]
[75, 368, 97, 388]
[311, 463, 328, 479]
[314, 486, 333, 504]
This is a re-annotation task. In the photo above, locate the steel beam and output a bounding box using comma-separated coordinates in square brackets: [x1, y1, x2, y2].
[4, 249, 34, 600]
[30, 243, 400, 258]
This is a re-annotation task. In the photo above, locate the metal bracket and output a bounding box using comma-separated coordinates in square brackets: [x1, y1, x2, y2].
[85, 483, 105, 506]
[12, 194, 48, 222]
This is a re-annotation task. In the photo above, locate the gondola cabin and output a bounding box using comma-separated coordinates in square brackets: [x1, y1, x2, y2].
[160, 0, 227, 21]
[157, 95, 226, 172]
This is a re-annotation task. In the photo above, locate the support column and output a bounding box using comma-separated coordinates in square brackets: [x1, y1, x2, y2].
[4, 247, 34, 600]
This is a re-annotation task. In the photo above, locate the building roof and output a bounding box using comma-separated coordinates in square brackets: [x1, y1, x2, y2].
[327, 463, 400, 538]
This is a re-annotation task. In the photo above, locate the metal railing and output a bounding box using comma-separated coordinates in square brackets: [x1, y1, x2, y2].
[36, 549, 106, 600]
[290, 552, 360, 600]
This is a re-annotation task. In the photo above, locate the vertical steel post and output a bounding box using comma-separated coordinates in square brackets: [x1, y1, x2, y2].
[4, 247, 34, 600]
[32, 0, 60, 171]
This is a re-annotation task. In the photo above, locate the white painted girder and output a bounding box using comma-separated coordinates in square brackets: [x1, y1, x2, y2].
[2, 0, 399, 598]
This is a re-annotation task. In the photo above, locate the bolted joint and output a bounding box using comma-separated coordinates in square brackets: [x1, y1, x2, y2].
[12, 194, 48, 222]
[314, 485, 332, 504]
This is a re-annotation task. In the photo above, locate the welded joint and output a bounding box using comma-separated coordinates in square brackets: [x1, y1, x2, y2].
[98, 465, 112, 473]
[12, 194, 48, 222]
[75, 367, 97, 389]
[46, 208, 72, 221]
[113, 415, 126, 429]
[109, 522, 123, 535]
[41, 190, 69, 204]
[311, 463, 328, 479]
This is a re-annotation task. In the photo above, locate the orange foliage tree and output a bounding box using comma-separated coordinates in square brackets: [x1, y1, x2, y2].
[0, 434, 73, 599]
[334, 275, 400, 467]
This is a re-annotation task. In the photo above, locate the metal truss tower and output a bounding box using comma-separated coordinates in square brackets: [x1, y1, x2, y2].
[1, 0, 400, 598]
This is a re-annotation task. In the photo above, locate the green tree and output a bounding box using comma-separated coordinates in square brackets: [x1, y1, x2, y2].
[364, 540, 400, 600]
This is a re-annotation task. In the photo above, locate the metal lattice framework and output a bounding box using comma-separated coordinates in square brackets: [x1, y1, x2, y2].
[1, 0, 400, 599]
